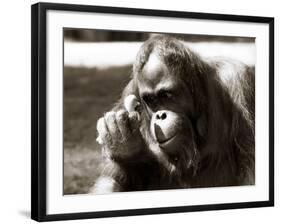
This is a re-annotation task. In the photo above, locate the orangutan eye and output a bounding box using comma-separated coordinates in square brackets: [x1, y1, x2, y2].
[142, 95, 156, 106]
[158, 91, 173, 100]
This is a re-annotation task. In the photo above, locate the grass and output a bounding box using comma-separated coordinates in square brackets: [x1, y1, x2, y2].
[63, 65, 132, 194]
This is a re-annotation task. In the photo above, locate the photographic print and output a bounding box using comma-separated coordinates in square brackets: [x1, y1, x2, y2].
[63, 30, 256, 195]
[31, 2, 274, 221]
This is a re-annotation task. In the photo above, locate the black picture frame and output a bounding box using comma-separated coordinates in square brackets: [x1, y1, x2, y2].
[31, 2, 274, 222]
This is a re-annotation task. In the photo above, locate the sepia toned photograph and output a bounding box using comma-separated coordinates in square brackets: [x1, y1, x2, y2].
[63, 29, 255, 195]
[32, 3, 274, 221]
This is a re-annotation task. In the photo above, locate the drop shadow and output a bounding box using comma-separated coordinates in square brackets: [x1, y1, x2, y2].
[18, 210, 30, 218]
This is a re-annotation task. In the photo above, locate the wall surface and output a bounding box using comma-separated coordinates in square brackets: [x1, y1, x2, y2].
[0, 0, 280, 223]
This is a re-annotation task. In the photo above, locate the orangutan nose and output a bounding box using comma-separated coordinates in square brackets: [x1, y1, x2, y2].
[152, 110, 180, 144]
[156, 111, 167, 120]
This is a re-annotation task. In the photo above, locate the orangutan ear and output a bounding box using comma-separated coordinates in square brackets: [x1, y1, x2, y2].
[196, 114, 207, 138]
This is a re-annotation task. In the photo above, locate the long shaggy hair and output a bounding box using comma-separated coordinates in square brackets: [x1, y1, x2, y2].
[93, 35, 255, 193]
